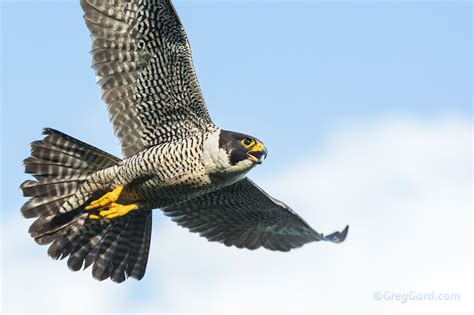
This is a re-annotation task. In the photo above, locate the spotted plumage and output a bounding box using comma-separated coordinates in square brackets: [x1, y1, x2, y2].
[20, 0, 348, 283]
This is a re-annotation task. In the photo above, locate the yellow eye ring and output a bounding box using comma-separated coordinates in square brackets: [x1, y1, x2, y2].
[241, 138, 255, 147]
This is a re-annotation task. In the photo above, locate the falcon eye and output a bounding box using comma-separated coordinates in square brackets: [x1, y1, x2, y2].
[241, 138, 255, 147]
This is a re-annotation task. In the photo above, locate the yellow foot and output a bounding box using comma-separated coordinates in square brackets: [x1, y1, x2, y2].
[89, 203, 138, 220]
[85, 186, 123, 210]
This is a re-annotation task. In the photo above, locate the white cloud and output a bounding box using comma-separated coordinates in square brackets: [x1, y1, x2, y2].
[1, 219, 128, 313]
[2, 116, 472, 313]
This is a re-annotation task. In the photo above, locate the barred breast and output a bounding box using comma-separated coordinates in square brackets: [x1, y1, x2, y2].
[111, 135, 208, 207]
[110, 128, 255, 209]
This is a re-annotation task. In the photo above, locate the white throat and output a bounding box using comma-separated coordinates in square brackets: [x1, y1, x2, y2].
[201, 129, 255, 178]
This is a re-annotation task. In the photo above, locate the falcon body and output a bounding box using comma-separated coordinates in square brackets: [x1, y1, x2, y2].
[20, 0, 348, 283]
[73, 128, 264, 211]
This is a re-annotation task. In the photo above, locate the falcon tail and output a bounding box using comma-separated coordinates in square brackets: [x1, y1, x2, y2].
[20, 128, 152, 283]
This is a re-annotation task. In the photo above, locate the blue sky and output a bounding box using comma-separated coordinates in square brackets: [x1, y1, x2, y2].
[1, 0, 472, 313]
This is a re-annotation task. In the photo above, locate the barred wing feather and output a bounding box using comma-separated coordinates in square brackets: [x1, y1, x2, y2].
[81, 0, 213, 157]
[163, 178, 349, 252]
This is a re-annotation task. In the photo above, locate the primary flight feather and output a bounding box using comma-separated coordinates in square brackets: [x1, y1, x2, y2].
[20, 0, 348, 283]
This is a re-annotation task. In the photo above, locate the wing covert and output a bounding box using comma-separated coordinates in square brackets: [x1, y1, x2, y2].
[81, 0, 214, 157]
[162, 178, 349, 251]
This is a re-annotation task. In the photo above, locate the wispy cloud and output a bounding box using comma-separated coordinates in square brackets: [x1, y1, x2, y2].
[2, 116, 471, 313]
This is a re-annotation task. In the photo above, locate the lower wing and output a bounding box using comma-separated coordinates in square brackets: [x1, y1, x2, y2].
[162, 178, 348, 251]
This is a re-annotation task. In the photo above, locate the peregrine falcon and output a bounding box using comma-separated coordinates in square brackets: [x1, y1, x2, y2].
[20, 0, 349, 283]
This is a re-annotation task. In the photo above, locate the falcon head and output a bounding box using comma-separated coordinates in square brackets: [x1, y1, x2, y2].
[218, 130, 268, 166]
[202, 129, 268, 178]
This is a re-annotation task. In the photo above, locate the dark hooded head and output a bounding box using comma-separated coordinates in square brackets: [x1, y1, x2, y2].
[218, 130, 268, 166]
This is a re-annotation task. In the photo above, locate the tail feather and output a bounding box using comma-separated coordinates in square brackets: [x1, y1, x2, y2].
[92, 223, 126, 281]
[101, 220, 132, 282]
[28, 143, 96, 171]
[23, 156, 91, 179]
[29, 208, 84, 239]
[127, 213, 152, 279]
[48, 218, 101, 260]
[67, 230, 105, 271]
[21, 194, 74, 218]
[21, 179, 84, 197]
[110, 227, 133, 283]
[40, 128, 121, 169]
[111, 253, 130, 283]
[20, 128, 153, 283]
[89, 212, 152, 282]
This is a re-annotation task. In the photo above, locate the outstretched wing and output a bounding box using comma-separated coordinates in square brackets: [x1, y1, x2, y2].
[162, 178, 349, 252]
[81, 0, 214, 157]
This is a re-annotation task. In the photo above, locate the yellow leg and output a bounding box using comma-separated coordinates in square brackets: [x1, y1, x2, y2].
[89, 203, 138, 220]
[85, 186, 123, 210]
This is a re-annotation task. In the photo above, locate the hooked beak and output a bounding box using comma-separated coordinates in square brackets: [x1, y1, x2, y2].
[247, 142, 268, 164]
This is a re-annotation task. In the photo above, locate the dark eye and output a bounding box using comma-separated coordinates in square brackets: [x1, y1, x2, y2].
[241, 138, 254, 147]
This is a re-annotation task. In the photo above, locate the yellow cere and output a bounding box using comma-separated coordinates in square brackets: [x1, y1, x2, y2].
[250, 142, 265, 153]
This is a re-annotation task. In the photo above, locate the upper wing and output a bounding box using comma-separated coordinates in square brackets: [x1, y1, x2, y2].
[81, 0, 214, 157]
[162, 178, 349, 251]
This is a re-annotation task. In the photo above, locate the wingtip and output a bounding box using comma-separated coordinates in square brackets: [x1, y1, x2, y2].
[42, 127, 63, 135]
[325, 225, 349, 243]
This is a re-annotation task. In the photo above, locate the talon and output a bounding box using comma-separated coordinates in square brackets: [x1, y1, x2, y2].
[85, 186, 123, 210]
[89, 214, 101, 220]
[98, 203, 138, 219]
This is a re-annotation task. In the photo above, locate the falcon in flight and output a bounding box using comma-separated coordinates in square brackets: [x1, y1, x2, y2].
[20, 0, 348, 283]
